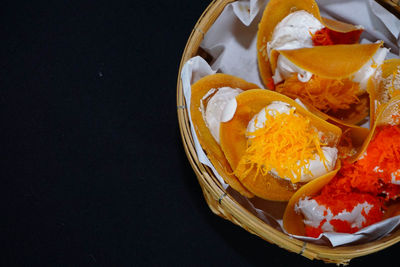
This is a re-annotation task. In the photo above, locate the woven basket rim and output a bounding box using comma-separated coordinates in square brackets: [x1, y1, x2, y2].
[176, 0, 400, 264]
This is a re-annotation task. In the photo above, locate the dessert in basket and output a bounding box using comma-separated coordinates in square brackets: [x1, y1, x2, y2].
[257, 0, 389, 125]
[187, 0, 400, 240]
[253, 0, 400, 238]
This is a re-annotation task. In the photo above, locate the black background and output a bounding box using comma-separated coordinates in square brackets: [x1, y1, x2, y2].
[2, 0, 399, 266]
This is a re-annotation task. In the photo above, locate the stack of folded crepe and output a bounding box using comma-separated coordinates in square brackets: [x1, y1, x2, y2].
[257, 0, 389, 125]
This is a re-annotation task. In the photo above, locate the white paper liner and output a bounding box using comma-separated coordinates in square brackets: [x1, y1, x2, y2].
[181, 0, 400, 247]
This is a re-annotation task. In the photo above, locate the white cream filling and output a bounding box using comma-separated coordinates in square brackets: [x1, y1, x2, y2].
[268, 11, 386, 91]
[246, 101, 337, 183]
[202, 87, 243, 144]
[279, 147, 337, 183]
[246, 101, 292, 135]
[352, 46, 389, 91]
[273, 55, 313, 84]
[295, 198, 374, 233]
[267, 10, 323, 84]
[221, 98, 239, 123]
[267, 10, 324, 58]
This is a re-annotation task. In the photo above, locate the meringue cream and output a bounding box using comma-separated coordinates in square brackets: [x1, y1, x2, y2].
[246, 101, 337, 183]
[202, 87, 243, 143]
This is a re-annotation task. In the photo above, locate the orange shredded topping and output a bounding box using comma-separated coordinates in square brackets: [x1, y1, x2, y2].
[303, 125, 400, 237]
[235, 108, 326, 184]
[276, 74, 360, 113]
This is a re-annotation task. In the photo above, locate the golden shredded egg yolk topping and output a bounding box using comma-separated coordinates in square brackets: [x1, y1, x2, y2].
[276, 75, 360, 113]
[235, 108, 327, 184]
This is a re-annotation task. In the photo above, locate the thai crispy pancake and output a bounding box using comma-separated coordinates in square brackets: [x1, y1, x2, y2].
[275, 43, 381, 79]
[283, 96, 400, 235]
[190, 73, 259, 198]
[274, 42, 382, 125]
[257, 0, 363, 89]
[219, 89, 341, 201]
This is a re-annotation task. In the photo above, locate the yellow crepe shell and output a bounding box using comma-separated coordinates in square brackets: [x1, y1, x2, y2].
[190, 73, 259, 198]
[367, 59, 400, 126]
[275, 43, 381, 80]
[219, 89, 342, 201]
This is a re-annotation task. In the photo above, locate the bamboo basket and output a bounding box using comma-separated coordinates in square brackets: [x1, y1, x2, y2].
[376, 0, 400, 17]
[176, 0, 400, 264]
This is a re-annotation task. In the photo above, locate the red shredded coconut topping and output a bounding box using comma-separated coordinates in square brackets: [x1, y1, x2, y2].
[306, 192, 384, 237]
[312, 28, 334, 46]
[312, 27, 362, 46]
[304, 125, 400, 237]
[355, 125, 400, 198]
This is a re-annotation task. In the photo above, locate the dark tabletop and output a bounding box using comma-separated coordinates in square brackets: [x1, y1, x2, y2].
[3, 0, 399, 266]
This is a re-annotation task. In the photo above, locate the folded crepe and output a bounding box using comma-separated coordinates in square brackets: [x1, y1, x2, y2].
[190, 73, 259, 198]
[257, 0, 363, 89]
[219, 89, 342, 201]
[269, 41, 385, 125]
[256, 0, 388, 125]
